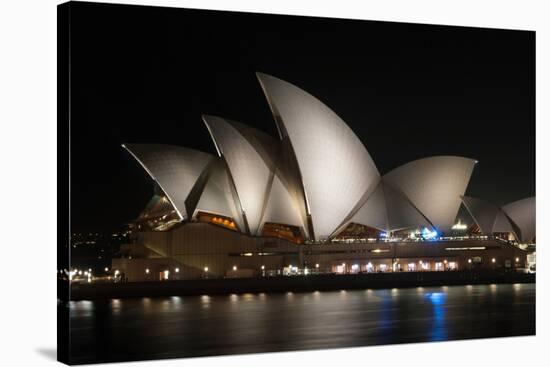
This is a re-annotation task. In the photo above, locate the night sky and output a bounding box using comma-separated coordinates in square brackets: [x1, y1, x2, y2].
[68, 2, 535, 232]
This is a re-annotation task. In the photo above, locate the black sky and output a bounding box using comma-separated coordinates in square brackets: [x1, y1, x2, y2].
[68, 2, 535, 232]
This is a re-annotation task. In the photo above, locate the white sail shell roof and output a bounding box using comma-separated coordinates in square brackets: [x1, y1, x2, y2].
[123, 74, 531, 244]
[493, 210, 516, 234]
[350, 182, 388, 231]
[195, 159, 246, 231]
[461, 196, 503, 235]
[350, 181, 431, 232]
[383, 182, 432, 231]
[502, 197, 536, 243]
[123, 144, 214, 220]
[383, 156, 476, 234]
[260, 174, 305, 230]
[461, 195, 535, 243]
[257, 72, 380, 240]
[202, 115, 278, 235]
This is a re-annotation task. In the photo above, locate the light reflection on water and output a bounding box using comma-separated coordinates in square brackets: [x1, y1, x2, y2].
[68, 283, 535, 364]
[425, 292, 448, 341]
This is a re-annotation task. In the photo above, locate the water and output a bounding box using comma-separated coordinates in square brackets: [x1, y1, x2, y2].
[68, 283, 535, 364]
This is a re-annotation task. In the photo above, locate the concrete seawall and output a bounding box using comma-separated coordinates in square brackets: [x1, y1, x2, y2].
[68, 270, 535, 300]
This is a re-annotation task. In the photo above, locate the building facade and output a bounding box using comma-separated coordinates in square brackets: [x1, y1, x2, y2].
[114, 73, 535, 281]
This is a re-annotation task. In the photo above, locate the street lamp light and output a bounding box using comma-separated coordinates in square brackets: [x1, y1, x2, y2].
[204, 266, 209, 272]
[175, 267, 180, 273]
[491, 258, 496, 263]
[233, 265, 237, 271]
[145, 268, 150, 274]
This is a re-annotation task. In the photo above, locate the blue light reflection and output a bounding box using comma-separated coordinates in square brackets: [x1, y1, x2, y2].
[425, 292, 448, 341]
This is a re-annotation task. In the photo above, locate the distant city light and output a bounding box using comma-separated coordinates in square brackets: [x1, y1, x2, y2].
[261, 265, 265, 270]
[104, 267, 109, 272]
[145, 268, 150, 274]
[204, 267, 209, 272]
[491, 258, 496, 263]
[315, 263, 319, 268]
[175, 267, 179, 273]
[233, 265, 237, 271]
[515, 257, 520, 262]
[468, 259, 472, 264]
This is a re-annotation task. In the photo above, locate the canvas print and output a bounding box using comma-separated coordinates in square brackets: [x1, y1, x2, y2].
[58, 1, 536, 365]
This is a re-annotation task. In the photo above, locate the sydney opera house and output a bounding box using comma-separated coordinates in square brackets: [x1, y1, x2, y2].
[113, 73, 535, 281]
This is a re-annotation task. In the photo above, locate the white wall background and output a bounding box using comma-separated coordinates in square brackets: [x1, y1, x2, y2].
[0, 0, 547, 366]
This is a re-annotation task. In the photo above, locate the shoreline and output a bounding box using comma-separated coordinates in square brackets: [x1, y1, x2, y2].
[68, 270, 535, 301]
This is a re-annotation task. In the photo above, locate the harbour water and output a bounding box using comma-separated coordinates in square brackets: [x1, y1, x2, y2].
[68, 283, 535, 364]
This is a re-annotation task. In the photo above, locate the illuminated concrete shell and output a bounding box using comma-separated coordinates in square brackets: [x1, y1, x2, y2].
[383, 183, 432, 231]
[194, 159, 246, 231]
[202, 115, 272, 235]
[270, 136, 312, 239]
[349, 181, 431, 232]
[461, 196, 535, 243]
[203, 115, 302, 235]
[461, 196, 504, 235]
[383, 156, 477, 234]
[349, 182, 387, 231]
[502, 197, 536, 243]
[461, 196, 515, 236]
[257, 72, 380, 240]
[261, 174, 305, 231]
[123, 144, 214, 220]
[493, 210, 516, 234]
